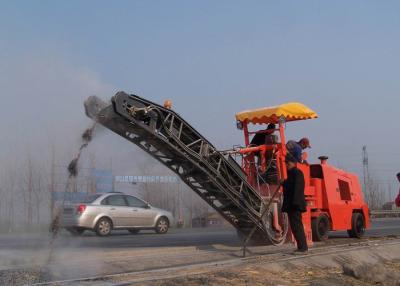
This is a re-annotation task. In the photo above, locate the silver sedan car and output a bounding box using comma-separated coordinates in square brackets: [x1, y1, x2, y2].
[61, 192, 174, 236]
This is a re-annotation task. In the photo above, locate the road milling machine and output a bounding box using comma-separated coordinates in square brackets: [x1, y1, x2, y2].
[85, 92, 369, 246]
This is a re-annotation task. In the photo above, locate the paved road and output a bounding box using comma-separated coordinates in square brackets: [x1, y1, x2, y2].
[0, 217, 398, 250]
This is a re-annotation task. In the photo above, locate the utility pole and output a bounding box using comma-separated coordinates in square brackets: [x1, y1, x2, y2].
[362, 146, 370, 200]
[50, 146, 56, 220]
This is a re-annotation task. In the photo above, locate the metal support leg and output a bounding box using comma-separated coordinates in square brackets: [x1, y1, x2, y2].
[241, 185, 282, 257]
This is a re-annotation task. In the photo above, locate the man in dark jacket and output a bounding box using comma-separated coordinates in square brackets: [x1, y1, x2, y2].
[250, 123, 276, 146]
[282, 154, 308, 254]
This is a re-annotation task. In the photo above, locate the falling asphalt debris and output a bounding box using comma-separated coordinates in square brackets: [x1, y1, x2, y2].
[67, 123, 96, 178]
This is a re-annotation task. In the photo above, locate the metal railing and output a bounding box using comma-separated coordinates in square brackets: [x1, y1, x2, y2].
[370, 209, 400, 218]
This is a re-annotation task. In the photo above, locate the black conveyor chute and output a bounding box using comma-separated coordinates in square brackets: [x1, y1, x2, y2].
[85, 91, 277, 244]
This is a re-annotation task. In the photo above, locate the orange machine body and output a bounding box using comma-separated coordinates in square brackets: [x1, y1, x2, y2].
[235, 102, 370, 244]
[303, 163, 370, 231]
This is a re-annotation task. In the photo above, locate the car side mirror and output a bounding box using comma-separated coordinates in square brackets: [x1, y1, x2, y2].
[145, 204, 151, 209]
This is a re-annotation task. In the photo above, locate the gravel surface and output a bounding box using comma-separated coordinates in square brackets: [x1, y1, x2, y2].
[0, 268, 51, 286]
[103, 238, 400, 286]
[139, 251, 400, 286]
[142, 261, 400, 286]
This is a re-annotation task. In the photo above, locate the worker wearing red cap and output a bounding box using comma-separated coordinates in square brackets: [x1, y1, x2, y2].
[286, 138, 311, 163]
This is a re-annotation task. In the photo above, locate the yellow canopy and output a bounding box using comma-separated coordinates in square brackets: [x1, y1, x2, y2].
[235, 102, 318, 124]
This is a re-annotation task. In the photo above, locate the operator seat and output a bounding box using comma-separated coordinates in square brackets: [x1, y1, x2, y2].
[259, 134, 279, 184]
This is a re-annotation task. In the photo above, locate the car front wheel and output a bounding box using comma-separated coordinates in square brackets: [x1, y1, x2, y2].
[155, 217, 169, 234]
[95, 217, 113, 237]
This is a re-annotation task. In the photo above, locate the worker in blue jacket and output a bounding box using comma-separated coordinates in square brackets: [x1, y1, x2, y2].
[286, 138, 311, 163]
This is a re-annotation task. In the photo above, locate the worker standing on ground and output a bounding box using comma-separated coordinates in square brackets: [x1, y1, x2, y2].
[281, 155, 308, 254]
[395, 173, 400, 207]
[286, 138, 311, 163]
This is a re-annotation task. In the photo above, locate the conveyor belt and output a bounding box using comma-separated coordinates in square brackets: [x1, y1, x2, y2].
[85, 91, 286, 244]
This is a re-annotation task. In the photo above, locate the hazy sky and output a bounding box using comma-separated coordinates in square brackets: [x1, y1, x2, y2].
[0, 1, 399, 190]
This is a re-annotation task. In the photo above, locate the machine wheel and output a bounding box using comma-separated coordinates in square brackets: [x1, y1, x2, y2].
[237, 204, 289, 246]
[95, 217, 113, 237]
[311, 215, 330, 241]
[347, 213, 365, 238]
[128, 229, 140, 234]
[155, 217, 169, 234]
[66, 227, 85, 236]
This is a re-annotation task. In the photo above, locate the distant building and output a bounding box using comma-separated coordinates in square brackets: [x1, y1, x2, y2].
[92, 169, 114, 193]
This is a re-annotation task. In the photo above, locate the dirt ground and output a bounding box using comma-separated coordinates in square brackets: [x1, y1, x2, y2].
[1, 234, 399, 285]
[3, 260, 398, 286]
[132, 239, 400, 286]
[142, 260, 400, 286]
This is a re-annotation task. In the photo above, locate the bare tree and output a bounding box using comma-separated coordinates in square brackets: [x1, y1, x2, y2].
[21, 156, 35, 228]
[33, 169, 43, 224]
[49, 146, 56, 220]
[364, 176, 385, 210]
[386, 181, 395, 203]
[0, 164, 17, 232]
